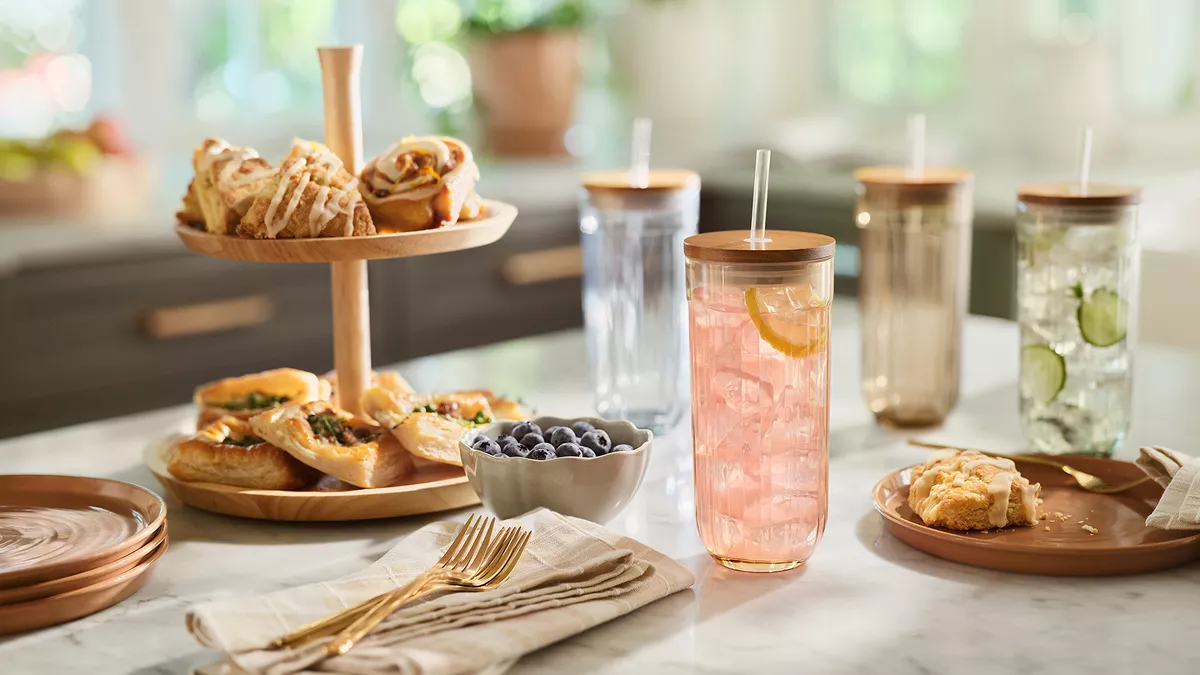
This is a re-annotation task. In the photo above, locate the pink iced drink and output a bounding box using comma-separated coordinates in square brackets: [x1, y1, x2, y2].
[690, 286, 830, 571]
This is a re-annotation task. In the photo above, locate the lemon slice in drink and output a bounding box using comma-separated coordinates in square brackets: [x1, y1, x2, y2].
[744, 286, 828, 358]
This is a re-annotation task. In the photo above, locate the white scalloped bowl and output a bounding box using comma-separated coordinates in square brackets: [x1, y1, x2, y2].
[458, 416, 653, 523]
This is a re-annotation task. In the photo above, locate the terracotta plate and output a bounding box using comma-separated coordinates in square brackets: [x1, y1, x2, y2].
[0, 475, 167, 589]
[0, 524, 167, 606]
[0, 534, 167, 636]
[873, 456, 1200, 576]
[174, 199, 517, 263]
[145, 435, 479, 522]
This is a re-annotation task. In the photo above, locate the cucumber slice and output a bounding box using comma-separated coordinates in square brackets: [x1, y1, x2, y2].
[1078, 287, 1127, 347]
[1021, 345, 1066, 405]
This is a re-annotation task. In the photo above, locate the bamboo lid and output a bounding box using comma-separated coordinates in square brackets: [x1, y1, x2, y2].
[855, 166, 973, 207]
[582, 169, 700, 194]
[684, 230, 835, 264]
[1018, 182, 1141, 207]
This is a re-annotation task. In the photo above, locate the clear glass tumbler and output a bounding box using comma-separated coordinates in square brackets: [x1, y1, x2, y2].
[855, 167, 973, 427]
[580, 170, 699, 432]
[1016, 183, 1140, 456]
[686, 230, 834, 573]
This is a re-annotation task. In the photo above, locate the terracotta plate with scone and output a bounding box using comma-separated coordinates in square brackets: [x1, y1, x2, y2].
[873, 455, 1200, 576]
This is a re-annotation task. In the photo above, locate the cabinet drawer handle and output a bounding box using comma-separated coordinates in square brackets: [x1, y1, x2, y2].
[143, 295, 273, 340]
[500, 245, 582, 285]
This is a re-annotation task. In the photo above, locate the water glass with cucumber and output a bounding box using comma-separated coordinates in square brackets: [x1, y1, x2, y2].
[1015, 182, 1140, 457]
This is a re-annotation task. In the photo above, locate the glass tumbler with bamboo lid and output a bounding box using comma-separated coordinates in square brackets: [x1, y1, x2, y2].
[855, 167, 974, 428]
[1016, 183, 1140, 457]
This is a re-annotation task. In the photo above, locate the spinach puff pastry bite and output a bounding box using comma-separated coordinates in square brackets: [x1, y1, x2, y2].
[194, 368, 323, 428]
[249, 401, 414, 489]
[168, 416, 320, 490]
[360, 387, 500, 467]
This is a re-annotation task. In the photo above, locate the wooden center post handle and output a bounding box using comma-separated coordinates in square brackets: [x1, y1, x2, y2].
[318, 46, 371, 415]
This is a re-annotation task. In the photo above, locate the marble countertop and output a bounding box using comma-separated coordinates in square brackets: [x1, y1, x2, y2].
[3, 306, 1200, 674]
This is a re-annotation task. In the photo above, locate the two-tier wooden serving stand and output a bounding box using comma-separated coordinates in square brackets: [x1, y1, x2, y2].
[147, 46, 517, 521]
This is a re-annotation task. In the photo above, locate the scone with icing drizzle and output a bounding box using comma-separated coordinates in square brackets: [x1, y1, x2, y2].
[190, 137, 277, 235]
[907, 452, 1041, 531]
[237, 139, 374, 239]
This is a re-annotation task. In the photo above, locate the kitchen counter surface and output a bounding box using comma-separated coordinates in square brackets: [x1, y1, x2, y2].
[2, 306, 1200, 674]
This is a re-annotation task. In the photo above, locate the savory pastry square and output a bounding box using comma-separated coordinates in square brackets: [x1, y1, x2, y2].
[320, 369, 416, 406]
[168, 416, 320, 490]
[907, 451, 1041, 531]
[237, 140, 374, 239]
[249, 401, 414, 489]
[359, 136, 481, 233]
[194, 368, 323, 427]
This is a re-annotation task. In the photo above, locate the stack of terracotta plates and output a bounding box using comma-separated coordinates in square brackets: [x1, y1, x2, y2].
[0, 475, 167, 635]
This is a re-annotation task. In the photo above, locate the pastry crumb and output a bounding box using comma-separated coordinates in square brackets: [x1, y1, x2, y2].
[1037, 498, 1044, 505]
[1038, 513, 1049, 520]
[1082, 524, 1098, 534]
[1077, 520, 1085, 524]
[1053, 511, 1063, 518]
[1044, 526, 1051, 531]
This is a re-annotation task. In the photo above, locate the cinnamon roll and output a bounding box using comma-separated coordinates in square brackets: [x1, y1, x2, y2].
[237, 139, 374, 239]
[359, 136, 482, 233]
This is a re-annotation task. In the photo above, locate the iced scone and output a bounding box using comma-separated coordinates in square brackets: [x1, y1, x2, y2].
[907, 452, 1041, 531]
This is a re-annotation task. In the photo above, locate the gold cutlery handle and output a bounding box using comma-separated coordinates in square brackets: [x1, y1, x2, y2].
[326, 578, 438, 656]
[268, 572, 429, 651]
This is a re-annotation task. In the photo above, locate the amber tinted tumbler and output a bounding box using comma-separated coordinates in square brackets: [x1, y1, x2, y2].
[855, 168, 973, 427]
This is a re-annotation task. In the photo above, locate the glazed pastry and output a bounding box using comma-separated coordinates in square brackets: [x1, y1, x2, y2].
[194, 368, 322, 427]
[249, 401, 414, 489]
[319, 369, 415, 406]
[191, 137, 276, 235]
[361, 387, 500, 466]
[237, 139, 374, 239]
[359, 136, 482, 233]
[453, 389, 529, 421]
[167, 416, 320, 490]
[176, 178, 205, 229]
[907, 452, 1041, 531]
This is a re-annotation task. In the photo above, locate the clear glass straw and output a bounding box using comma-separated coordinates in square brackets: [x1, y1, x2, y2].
[907, 113, 925, 179]
[630, 117, 652, 188]
[1077, 126, 1094, 196]
[747, 148, 771, 244]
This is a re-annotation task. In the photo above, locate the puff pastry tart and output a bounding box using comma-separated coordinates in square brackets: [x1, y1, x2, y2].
[359, 136, 482, 233]
[907, 452, 1041, 531]
[167, 416, 320, 490]
[319, 369, 415, 407]
[237, 139, 374, 239]
[249, 401, 414, 489]
[177, 178, 205, 229]
[192, 137, 277, 235]
[194, 368, 322, 427]
[360, 387, 503, 467]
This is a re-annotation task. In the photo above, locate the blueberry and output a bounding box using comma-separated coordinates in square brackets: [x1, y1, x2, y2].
[527, 444, 556, 460]
[555, 442, 583, 458]
[548, 427, 577, 446]
[570, 421, 596, 437]
[611, 444, 634, 453]
[471, 435, 492, 449]
[475, 440, 502, 456]
[509, 422, 534, 440]
[501, 442, 529, 458]
[544, 425, 565, 438]
[579, 430, 612, 455]
[520, 433, 545, 450]
[579, 447, 596, 458]
[496, 435, 517, 447]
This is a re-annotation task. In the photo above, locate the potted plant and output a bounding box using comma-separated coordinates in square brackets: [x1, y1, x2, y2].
[464, 0, 586, 156]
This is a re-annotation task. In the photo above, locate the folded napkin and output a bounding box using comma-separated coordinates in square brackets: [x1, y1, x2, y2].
[1136, 446, 1200, 529]
[187, 509, 695, 675]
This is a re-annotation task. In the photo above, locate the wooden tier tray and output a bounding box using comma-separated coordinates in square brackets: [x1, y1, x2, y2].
[174, 200, 517, 263]
[146, 436, 479, 522]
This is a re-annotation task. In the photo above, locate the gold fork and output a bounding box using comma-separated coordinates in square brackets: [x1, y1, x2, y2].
[325, 526, 531, 656]
[909, 440, 1151, 494]
[268, 514, 500, 651]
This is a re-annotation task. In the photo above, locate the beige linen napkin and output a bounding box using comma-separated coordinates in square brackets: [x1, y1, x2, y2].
[187, 509, 695, 675]
[1136, 446, 1200, 529]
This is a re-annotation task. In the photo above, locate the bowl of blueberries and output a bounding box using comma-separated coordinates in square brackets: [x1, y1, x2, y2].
[459, 416, 653, 523]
